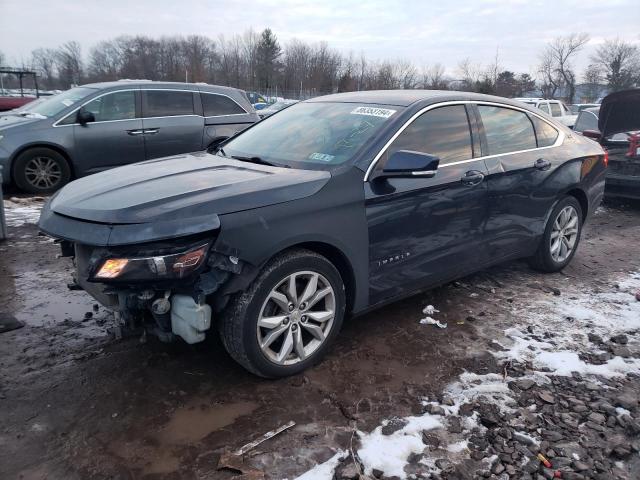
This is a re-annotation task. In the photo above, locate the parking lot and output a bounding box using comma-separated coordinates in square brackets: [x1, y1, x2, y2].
[1, 194, 639, 480]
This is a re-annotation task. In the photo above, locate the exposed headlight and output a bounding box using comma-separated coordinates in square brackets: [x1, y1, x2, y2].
[93, 243, 209, 281]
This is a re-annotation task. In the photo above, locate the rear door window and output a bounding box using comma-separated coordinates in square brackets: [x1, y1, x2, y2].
[144, 90, 194, 117]
[201, 93, 246, 116]
[478, 105, 537, 155]
[384, 105, 473, 165]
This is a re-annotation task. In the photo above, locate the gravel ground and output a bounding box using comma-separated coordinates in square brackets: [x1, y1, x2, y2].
[0, 195, 639, 480]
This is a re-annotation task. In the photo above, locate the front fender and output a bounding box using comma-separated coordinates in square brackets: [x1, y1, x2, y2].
[214, 167, 370, 311]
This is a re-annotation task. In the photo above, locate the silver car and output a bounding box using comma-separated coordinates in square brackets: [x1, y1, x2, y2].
[0, 81, 259, 193]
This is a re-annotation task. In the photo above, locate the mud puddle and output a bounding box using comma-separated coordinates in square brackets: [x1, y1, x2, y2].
[11, 270, 111, 336]
[158, 399, 259, 444]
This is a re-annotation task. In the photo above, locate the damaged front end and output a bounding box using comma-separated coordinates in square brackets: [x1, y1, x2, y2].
[57, 234, 248, 344]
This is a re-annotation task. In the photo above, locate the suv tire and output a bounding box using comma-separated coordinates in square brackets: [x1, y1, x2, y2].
[13, 147, 71, 194]
[220, 249, 346, 378]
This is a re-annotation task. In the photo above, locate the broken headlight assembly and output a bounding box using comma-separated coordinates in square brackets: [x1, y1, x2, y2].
[92, 243, 210, 282]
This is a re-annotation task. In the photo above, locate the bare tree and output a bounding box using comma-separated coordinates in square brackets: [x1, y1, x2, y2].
[582, 64, 603, 102]
[457, 58, 483, 91]
[591, 38, 639, 92]
[538, 47, 560, 99]
[30, 48, 58, 88]
[422, 63, 448, 89]
[55, 41, 83, 87]
[540, 33, 590, 102]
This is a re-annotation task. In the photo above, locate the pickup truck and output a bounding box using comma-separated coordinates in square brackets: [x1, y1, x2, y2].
[514, 97, 577, 128]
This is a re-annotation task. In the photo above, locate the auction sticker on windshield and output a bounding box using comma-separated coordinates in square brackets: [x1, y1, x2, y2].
[309, 152, 335, 162]
[350, 106, 396, 118]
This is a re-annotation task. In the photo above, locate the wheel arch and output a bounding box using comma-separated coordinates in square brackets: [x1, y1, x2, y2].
[10, 143, 75, 183]
[292, 241, 356, 315]
[565, 187, 589, 223]
[213, 240, 358, 316]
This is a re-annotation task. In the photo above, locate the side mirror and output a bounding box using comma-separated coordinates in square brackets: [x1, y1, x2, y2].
[376, 150, 440, 179]
[582, 129, 601, 140]
[77, 108, 95, 126]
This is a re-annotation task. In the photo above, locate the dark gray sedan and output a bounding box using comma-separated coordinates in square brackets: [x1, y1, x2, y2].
[0, 81, 259, 193]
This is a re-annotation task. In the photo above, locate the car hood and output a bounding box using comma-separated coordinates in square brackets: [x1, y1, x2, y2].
[599, 89, 640, 138]
[47, 152, 330, 225]
[0, 114, 43, 131]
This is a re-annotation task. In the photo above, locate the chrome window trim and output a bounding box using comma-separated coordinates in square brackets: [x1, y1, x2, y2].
[53, 87, 250, 127]
[364, 100, 564, 181]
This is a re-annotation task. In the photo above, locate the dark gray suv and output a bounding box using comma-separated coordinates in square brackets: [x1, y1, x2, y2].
[0, 81, 259, 193]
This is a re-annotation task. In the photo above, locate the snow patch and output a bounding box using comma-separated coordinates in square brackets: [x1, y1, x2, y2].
[357, 415, 442, 479]
[294, 451, 347, 480]
[3, 198, 44, 227]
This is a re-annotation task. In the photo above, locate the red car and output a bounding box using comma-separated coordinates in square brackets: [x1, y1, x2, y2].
[0, 96, 36, 112]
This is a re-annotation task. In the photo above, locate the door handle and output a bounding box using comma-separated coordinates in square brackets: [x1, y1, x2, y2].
[535, 158, 551, 170]
[461, 170, 485, 186]
[143, 128, 159, 135]
[127, 129, 144, 136]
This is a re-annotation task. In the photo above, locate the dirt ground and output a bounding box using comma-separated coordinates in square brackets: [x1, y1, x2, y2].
[1, 196, 639, 480]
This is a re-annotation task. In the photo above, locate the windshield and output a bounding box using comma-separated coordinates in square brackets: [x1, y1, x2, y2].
[222, 102, 400, 169]
[22, 87, 95, 117]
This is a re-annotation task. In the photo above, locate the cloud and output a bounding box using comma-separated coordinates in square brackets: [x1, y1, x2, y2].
[0, 0, 637, 75]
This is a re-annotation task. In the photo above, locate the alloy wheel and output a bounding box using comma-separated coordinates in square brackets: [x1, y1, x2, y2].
[24, 156, 62, 190]
[257, 271, 336, 365]
[550, 205, 579, 263]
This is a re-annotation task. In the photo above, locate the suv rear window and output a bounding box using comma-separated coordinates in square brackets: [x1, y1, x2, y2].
[144, 90, 194, 117]
[201, 93, 246, 116]
[478, 105, 537, 155]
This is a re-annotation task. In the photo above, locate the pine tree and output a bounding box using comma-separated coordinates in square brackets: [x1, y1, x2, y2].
[256, 28, 282, 92]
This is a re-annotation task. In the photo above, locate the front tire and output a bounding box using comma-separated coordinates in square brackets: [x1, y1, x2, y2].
[13, 148, 71, 194]
[529, 196, 583, 272]
[219, 249, 346, 378]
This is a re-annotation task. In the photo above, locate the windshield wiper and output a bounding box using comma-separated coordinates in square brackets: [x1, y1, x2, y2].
[230, 155, 289, 168]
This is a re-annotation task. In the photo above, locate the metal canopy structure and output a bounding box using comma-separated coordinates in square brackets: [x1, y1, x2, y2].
[0, 67, 40, 97]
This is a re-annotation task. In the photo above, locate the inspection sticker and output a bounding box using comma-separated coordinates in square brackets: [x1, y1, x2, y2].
[309, 152, 335, 162]
[350, 106, 396, 118]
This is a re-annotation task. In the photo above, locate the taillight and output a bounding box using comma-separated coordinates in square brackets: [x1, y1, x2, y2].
[627, 133, 639, 158]
[603, 150, 609, 167]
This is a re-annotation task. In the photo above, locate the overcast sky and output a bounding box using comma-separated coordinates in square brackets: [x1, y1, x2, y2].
[1, 0, 639, 77]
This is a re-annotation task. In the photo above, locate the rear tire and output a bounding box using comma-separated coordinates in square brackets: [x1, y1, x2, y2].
[529, 196, 583, 273]
[219, 249, 346, 378]
[13, 147, 71, 194]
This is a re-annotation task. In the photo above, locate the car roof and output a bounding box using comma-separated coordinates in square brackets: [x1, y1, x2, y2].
[307, 90, 539, 108]
[79, 80, 244, 95]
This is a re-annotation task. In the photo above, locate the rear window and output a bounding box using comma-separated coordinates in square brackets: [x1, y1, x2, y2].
[537, 103, 550, 114]
[478, 105, 537, 155]
[530, 115, 559, 147]
[550, 103, 562, 117]
[144, 90, 194, 117]
[573, 111, 598, 133]
[201, 93, 246, 116]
